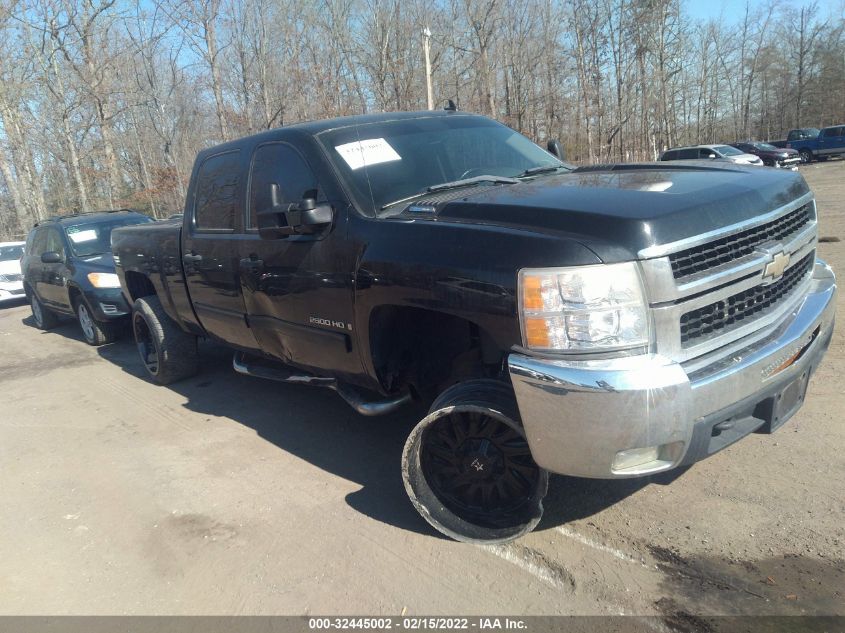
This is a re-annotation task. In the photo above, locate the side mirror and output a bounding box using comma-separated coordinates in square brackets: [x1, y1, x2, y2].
[257, 195, 333, 240]
[41, 251, 62, 264]
[547, 139, 565, 160]
[707, 153, 717, 159]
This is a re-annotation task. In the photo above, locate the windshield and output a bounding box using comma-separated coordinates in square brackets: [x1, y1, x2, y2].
[0, 244, 24, 261]
[715, 145, 744, 156]
[317, 115, 567, 215]
[750, 142, 778, 151]
[65, 216, 153, 257]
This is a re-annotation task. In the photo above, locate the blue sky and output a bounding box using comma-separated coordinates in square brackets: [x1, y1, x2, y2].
[685, 0, 844, 22]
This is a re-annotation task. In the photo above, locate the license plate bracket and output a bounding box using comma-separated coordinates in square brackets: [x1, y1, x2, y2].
[761, 370, 811, 433]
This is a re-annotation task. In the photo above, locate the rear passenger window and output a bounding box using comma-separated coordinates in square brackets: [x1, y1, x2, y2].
[662, 151, 677, 161]
[248, 143, 319, 229]
[194, 151, 241, 231]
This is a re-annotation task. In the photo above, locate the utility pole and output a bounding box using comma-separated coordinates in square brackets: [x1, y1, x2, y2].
[423, 27, 434, 110]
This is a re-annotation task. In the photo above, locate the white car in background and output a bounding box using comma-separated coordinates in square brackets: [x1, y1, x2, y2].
[0, 241, 26, 303]
[659, 144, 764, 166]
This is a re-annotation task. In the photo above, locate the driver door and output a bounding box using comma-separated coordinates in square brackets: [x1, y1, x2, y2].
[238, 141, 361, 377]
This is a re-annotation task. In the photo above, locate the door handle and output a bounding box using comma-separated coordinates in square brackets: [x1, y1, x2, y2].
[183, 253, 203, 264]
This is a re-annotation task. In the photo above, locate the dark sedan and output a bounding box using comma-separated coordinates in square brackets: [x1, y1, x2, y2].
[21, 209, 153, 345]
[731, 142, 800, 169]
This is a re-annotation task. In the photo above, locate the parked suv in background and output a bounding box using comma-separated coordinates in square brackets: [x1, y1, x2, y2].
[21, 210, 153, 345]
[730, 142, 800, 169]
[0, 241, 26, 303]
[659, 144, 763, 165]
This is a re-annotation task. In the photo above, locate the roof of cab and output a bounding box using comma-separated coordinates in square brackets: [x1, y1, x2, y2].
[196, 110, 480, 157]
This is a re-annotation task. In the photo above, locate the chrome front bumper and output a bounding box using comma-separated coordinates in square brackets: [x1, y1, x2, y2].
[508, 259, 836, 479]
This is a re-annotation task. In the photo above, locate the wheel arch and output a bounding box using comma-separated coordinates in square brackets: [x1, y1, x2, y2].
[366, 304, 508, 400]
[123, 270, 156, 302]
[67, 283, 84, 309]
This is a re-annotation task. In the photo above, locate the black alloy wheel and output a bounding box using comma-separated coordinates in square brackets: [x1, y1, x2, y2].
[402, 379, 548, 544]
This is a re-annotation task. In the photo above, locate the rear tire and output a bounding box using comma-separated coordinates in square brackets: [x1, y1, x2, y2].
[402, 379, 548, 544]
[132, 295, 198, 385]
[75, 298, 119, 346]
[30, 292, 60, 330]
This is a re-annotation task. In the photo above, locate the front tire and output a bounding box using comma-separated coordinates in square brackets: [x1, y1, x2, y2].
[402, 379, 548, 544]
[75, 299, 119, 346]
[132, 295, 198, 385]
[30, 292, 60, 330]
[799, 149, 812, 164]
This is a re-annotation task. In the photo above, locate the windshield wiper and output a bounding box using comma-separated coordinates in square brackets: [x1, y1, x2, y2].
[517, 164, 568, 178]
[426, 175, 518, 192]
[379, 175, 518, 211]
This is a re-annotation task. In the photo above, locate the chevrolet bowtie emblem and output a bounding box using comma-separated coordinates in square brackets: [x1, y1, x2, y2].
[763, 251, 790, 281]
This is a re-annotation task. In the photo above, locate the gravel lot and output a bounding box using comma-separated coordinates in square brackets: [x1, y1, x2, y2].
[1, 161, 843, 624]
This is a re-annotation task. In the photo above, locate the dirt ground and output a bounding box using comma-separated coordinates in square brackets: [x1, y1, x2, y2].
[1, 161, 843, 624]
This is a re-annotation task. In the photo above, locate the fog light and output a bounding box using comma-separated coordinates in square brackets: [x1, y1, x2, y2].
[612, 446, 660, 471]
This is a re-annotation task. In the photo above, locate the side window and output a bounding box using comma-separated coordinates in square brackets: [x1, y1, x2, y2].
[28, 229, 45, 255]
[194, 151, 241, 231]
[823, 128, 837, 138]
[248, 143, 319, 229]
[34, 228, 52, 256]
[45, 228, 66, 258]
[678, 149, 697, 159]
[662, 151, 677, 161]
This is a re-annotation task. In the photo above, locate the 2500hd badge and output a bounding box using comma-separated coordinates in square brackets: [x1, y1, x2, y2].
[310, 316, 353, 331]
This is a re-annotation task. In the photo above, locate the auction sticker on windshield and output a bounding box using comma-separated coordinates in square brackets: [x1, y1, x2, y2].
[67, 229, 98, 243]
[335, 138, 401, 170]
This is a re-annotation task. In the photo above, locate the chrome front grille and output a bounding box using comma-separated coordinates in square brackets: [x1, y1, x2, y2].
[679, 251, 815, 346]
[640, 192, 818, 366]
[669, 203, 812, 279]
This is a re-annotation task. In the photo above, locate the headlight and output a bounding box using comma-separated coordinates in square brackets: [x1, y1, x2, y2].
[519, 262, 649, 352]
[87, 272, 121, 288]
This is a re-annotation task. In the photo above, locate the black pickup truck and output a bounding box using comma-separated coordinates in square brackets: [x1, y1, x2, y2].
[112, 110, 836, 543]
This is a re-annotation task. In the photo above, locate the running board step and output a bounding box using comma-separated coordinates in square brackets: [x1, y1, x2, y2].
[232, 352, 411, 416]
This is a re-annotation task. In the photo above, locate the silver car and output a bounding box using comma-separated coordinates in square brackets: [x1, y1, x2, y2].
[660, 144, 764, 166]
[0, 241, 26, 304]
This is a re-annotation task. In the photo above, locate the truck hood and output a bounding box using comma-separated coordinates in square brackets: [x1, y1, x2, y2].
[427, 163, 810, 262]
